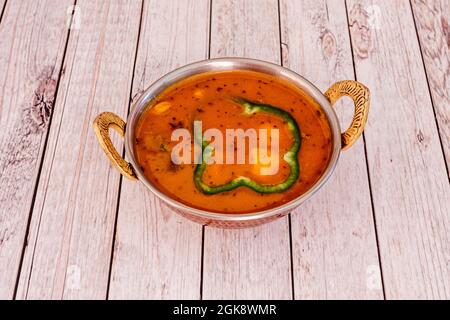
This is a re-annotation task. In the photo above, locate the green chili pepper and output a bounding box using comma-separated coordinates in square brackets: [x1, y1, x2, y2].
[193, 98, 301, 194]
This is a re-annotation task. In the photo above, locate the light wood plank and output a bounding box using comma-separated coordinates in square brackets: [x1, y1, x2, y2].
[15, 0, 142, 299]
[411, 0, 450, 177]
[280, 0, 383, 299]
[347, 0, 450, 299]
[202, 0, 292, 300]
[0, 0, 72, 299]
[108, 0, 210, 299]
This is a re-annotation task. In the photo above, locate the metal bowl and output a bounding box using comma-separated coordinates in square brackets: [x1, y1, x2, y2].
[93, 58, 370, 228]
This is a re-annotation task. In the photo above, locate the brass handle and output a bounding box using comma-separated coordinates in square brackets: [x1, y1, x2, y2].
[324, 80, 370, 150]
[93, 112, 137, 180]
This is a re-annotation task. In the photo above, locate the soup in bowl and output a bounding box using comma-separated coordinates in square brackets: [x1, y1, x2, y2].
[93, 58, 369, 228]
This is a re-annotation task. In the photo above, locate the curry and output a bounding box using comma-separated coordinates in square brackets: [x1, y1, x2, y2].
[134, 70, 332, 213]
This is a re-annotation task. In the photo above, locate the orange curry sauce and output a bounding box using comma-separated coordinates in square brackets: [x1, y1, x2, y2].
[134, 70, 332, 213]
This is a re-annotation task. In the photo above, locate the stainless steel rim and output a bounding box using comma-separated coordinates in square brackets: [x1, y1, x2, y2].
[124, 57, 342, 221]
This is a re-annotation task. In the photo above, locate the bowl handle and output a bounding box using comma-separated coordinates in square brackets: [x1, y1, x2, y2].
[324, 80, 370, 150]
[93, 112, 138, 180]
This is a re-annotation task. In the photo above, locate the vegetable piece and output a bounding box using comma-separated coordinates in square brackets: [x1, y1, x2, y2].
[152, 101, 171, 114]
[193, 89, 204, 99]
[193, 98, 301, 194]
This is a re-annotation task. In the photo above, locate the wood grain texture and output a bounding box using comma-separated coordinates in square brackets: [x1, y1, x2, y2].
[411, 0, 450, 177]
[202, 0, 292, 300]
[108, 0, 210, 300]
[0, 0, 72, 299]
[15, 0, 142, 299]
[280, 0, 383, 299]
[347, 0, 450, 299]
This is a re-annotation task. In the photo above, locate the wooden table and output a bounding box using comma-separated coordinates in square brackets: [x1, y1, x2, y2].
[0, 0, 448, 300]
